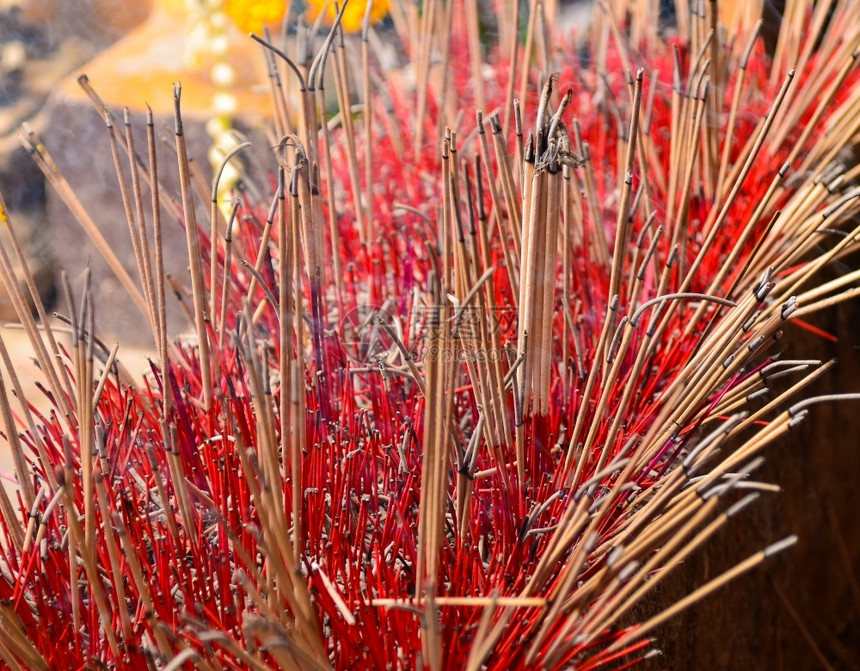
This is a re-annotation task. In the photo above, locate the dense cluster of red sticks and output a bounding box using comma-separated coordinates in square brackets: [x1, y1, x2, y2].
[0, 6, 857, 670]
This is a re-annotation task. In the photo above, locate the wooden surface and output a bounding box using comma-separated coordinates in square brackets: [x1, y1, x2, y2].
[643, 296, 860, 670]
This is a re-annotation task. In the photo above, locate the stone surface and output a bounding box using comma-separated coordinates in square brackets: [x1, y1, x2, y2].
[53, 7, 273, 117]
[16, 0, 152, 45]
[0, 1, 122, 322]
[37, 90, 276, 344]
[10, 3, 277, 343]
[0, 133, 54, 321]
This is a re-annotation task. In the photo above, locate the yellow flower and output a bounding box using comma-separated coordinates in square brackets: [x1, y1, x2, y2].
[223, 0, 289, 33]
[305, 0, 390, 32]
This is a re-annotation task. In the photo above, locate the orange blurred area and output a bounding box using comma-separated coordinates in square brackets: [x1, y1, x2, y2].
[56, 7, 273, 119]
[8, 0, 280, 119]
[17, 0, 154, 41]
[304, 0, 390, 32]
[223, 0, 289, 34]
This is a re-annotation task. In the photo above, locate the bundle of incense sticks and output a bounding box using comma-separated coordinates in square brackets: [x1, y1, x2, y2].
[0, 0, 858, 668]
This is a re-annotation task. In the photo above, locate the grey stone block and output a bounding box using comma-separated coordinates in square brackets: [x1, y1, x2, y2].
[38, 91, 275, 345]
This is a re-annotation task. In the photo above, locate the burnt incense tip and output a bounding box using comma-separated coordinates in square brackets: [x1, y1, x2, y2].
[780, 297, 798, 320]
[607, 545, 625, 567]
[788, 409, 809, 427]
[764, 535, 798, 558]
[524, 134, 535, 162]
[490, 113, 502, 134]
[173, 83, 183, 135]
[726, 494, 760, 518]
[618, 561, 639, 582]
[747, 335, 766, 352]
